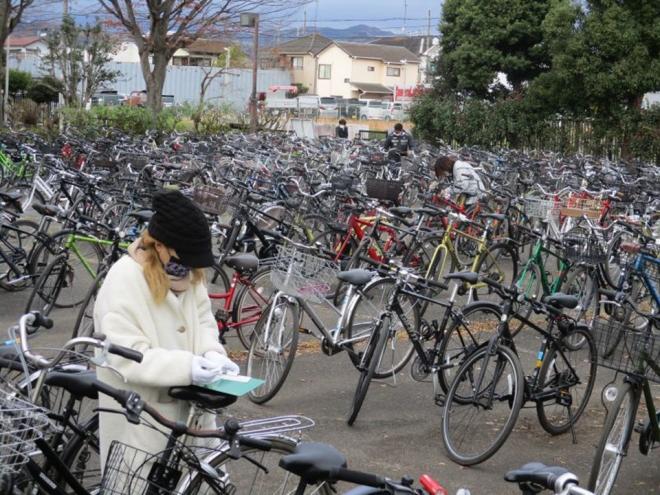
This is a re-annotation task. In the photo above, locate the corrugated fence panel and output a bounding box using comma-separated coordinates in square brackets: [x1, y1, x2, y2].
[9, 56, 291, 109]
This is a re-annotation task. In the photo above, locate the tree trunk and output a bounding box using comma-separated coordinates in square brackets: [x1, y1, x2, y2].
[138, 48, 168, 115]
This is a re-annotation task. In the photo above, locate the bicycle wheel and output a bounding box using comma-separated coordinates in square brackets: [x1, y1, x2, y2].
[588, 383, 640, 495]
[247, 299, 299, 404]
[442, 344, 524, 466]
[436, 301, 502, 396]
[603, 229, 635, 289]
[347, 314, 390, 426]
[345, 277, 419, 378]
[232, 267, 276, 349]
[24, 254, 71, 315]
[60, 414, 101, 491]
[536, 326, 597, 435]
[0, 219, 38, 291]
[71, 270, 107, 339]
[180, 436, 332, 495]
[561, 265, 599, 325]
[471, 241, 518, 303]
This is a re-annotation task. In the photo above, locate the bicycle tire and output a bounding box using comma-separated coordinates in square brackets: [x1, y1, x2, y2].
[588, 382, 640, 495]
[436, 301, 502, 397]
[59, 414, 101, 491]
[603, 229, 634, 289]
[71, 270, 107, 339]
[536, 325, 597, 435]
[345, 277, 419, 378]
[247, 299, 299, 404]
[0, 219, 39, 291]
[180, 436, 333, 495]
[24, 253, 70, 315]
[347, 314, 390, 426]
[471, 241, 518, 303]
[232, 267, 275, 350]
[442, 344, 524, 466]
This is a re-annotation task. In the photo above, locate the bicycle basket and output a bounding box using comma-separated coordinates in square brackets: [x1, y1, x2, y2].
[0, 390, 51, 476]
[100, 441, 191, 495]
[270, 245, 339, 304]
[365, 179, 403, 202]
[523, 197, 560, 220]
[591, 317, 660, 383]
[331, 175, 355, 190]
[191, 185, 229, 216]
[562, 231, 607, 264]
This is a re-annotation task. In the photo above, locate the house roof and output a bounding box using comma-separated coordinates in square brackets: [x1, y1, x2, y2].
[370, 36, 438, 56]
[181, 38, 226, 55]
[350, 82, 393, 94]
[336, 42, 419, 64]
[275, 33, 333, 56]
[4, 35, 41, 48]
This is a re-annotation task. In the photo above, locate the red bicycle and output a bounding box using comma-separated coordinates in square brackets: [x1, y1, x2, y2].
[206, 254, 276, 349]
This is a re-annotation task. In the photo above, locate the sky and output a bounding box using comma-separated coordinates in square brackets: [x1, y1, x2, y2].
[23, 0, 444, 36]
[289, 0, 443, 34]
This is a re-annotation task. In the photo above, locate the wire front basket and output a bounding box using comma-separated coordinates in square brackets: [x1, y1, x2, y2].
[0, 390, 51, 476]
[191, 185, 230, 216]
[591, 317, 660, 383]
[100, 440, 190, 495]
[562, 231, 607, 264]
[523, 197, 560, 220]
[271, 245, 339, 304]
[365, 179, 403, 202]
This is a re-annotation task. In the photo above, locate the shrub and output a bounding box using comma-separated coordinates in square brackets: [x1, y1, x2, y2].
[27, 76, 64, 104]
[10, 99, 40, 126]
[9, 70, 32, 95]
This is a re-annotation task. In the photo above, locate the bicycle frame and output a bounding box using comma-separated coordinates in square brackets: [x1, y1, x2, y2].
[64, 233, 129, 278]
[516, 237, 571, 296]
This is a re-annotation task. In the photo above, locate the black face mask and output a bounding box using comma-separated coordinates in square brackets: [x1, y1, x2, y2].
[164, 256, 191, 278]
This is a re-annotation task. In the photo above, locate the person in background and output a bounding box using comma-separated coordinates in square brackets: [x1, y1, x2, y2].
[384, 123, 414, 162]
[335, 118, 349, 138]
[94, 190, 240, 465]
[433, 155, 486, 205]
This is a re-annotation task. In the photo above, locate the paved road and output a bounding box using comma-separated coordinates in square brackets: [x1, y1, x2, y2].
[1, 285, 658, 495]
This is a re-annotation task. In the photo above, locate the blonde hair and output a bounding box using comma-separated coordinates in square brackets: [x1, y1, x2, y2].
[140, 231, 205, 303]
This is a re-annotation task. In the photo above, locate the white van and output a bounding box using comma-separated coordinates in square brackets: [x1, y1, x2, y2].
[357, 100, 390, 120]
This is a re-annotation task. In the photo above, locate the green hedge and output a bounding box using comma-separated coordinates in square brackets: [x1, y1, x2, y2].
[410, 94, 660, 163]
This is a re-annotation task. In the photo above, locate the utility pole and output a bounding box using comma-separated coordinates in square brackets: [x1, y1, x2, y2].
[427, 9, 431, 37]
[402, 0, 407, 34]
[241, 13, 260, 132]
[63, 0, 69, 16]
[302, 10, 306, 36]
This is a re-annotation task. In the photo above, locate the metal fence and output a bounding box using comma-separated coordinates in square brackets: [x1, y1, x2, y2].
[9, 57, 291, 110]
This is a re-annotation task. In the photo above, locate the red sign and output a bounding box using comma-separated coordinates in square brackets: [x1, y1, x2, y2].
[394, 85, 427, 100]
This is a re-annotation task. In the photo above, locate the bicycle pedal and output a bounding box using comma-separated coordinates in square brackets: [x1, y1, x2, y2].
[298, 327, 312, 334]
[434, 394, 446, 407]
[634, 421, 645, 434]
[214, 309, 230, 322]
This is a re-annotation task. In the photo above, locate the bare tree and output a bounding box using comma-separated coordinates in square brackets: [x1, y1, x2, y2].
[98, 0, 309, 114]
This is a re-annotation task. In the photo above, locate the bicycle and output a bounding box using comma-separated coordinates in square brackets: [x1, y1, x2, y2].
[440, 274, 597, 466]
[587, 242, 660, 495]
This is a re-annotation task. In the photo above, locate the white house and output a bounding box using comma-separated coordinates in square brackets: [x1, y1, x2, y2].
[3, 35, 48, 68]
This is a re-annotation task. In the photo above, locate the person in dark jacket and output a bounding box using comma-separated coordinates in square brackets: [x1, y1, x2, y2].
[335, 119, 349, 138]
[384, 123, 414, 160]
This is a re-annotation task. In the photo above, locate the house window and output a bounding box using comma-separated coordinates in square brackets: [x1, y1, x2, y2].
[291, 57, 303, 70]
[386, 67, 401, 77]
[318, 64, 331, 79]
[367, 66, 375, 72]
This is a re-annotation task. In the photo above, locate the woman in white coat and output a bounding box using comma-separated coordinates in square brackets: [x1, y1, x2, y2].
[94, 190, 240, 465]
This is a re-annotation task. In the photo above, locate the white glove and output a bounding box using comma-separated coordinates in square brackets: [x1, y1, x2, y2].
[204, 350, 240, 376]
[191, 356, 220, 386]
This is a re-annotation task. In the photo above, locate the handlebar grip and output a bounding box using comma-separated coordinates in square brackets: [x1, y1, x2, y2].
[238, 435, 273, 451]
[329, 467, 386, 488]
[92, 379, 133, 406]
[107, 343, 144, 363]
[30, 311, 54, 329]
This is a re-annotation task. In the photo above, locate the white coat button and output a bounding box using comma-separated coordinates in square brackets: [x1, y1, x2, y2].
[177, 326, 186, 333]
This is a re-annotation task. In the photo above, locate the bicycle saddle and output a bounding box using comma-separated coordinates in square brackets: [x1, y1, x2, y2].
[444, 271, 479, 284]
[46, 371, 99, 400]
[336, 269, 377, 287]
[0, 190, 23, 201]
[504, 462, 569, 490]
[32, 202, 61, 217]
[127, 209, 154, 223]
[542, 293, 578, 310]
[481, 213, 506, 222]
[389, 206, 413, 218]
[279, 442, 347, 484]
[224, 254, 259, 273]
[168, 385, 237, 409]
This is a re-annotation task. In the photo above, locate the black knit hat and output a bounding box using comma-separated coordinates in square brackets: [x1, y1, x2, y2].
[148, 190, 214, 268]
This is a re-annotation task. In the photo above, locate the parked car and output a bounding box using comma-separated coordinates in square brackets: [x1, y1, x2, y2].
[357, 99, 390, 120]
[388, 101, 411, 121]
[91, 90, 124, 106]
[128, 90, 175, 108]
[319, 96, 339, 117]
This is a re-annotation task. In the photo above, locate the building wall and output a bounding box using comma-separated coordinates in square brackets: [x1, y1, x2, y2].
[288, 54, 317, 92]
[316, 45, 352, 98]
[351, 58, 384, 85]
[113, 42, 141, 63]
